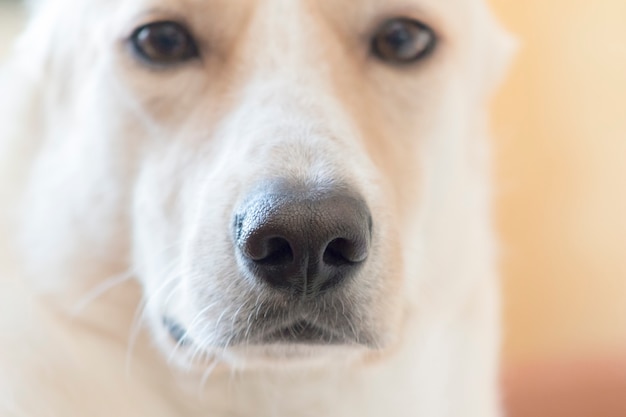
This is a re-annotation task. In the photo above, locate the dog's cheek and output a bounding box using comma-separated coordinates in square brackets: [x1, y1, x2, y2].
[130, 149, 233, 332]
[18, 148, 132, 293]
[131, 152, 191, 285]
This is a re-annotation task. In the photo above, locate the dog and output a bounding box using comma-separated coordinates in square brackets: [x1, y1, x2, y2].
[0, 0, 514, 415]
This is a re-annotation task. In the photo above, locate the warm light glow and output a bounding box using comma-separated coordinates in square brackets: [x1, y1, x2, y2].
[489, 0, 626, 362]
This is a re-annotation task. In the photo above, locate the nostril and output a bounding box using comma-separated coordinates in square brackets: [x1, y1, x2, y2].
[244, 231, 295, 263]
[323, 238, 367, 267]
[255, 237, 294, 265]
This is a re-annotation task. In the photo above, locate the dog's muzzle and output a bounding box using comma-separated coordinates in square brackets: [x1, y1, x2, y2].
[164, 180, 377, 349]
[233, 180, 372, 299]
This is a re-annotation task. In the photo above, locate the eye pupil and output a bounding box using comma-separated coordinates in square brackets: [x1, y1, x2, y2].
[373, 18, 436, 64]
[141, 27, 184, 54]
[132, 21, 199, 65]
[384, 23, 413, 49]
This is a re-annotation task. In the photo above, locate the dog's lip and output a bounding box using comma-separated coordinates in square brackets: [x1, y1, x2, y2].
[163, 316, 351, 347]
[258, 320, 348, 345]
[163, 316, 192, 346]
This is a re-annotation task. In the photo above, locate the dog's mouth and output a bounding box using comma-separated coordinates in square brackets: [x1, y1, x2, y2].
[262, 320, 345, 345]
[163, 317, 350, 348]
[163, 317, 193, 346]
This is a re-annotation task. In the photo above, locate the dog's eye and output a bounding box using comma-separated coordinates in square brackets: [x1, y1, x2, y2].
[372, 18, 437, 64]
[131, 21, 199, 65]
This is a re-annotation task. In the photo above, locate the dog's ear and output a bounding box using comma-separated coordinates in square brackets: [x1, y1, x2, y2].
[479, 7, 518, 96]
[0, 1, 56, 209]
[9, 0, 65, 76]
[484, 22, 517, 95]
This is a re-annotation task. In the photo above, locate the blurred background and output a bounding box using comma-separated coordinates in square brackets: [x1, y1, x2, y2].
[487, 0, 626, 414]
[1, 0, 625, 415]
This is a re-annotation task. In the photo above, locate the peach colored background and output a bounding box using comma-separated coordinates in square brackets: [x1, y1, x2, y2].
[2, 0, 626, 366]
[488, 0, 626, 363]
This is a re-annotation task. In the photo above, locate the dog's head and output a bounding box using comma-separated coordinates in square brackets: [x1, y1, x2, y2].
[6, 0, 513, 369]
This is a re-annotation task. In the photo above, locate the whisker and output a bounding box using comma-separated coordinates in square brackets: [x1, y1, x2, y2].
[125, 264, 182, 376]
[168, 301, 220, 365]
[70, 269, 134, 316]
[244, 292, 264, 343]
[197, 358, 219, 398]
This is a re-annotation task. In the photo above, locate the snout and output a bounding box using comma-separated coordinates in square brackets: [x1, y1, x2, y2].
[160, 178, 385, 355]
[234, 181, 372, 298]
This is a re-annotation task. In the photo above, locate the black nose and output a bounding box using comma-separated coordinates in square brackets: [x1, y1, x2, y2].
[234, 181, 372, 297]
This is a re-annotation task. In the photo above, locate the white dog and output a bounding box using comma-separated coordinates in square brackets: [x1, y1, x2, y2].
[0, 0, 513, 415]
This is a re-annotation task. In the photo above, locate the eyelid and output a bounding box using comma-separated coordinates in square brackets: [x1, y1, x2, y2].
[123, 8, 192, 39]
[128, 19, 194, 45]
[365, 6, 446, 47]
[128, 21, 201, 69]
[371, 18, 438, 64]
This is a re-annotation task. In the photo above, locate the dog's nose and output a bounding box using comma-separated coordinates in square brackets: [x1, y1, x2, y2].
[234, 182, 372, 297]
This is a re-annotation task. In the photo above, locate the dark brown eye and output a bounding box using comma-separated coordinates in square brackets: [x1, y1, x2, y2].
[372, 18, 437, 64]
[131, 21, 199, 65]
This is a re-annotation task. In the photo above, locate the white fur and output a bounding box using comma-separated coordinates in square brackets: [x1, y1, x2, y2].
[0, 0, 514, 415]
